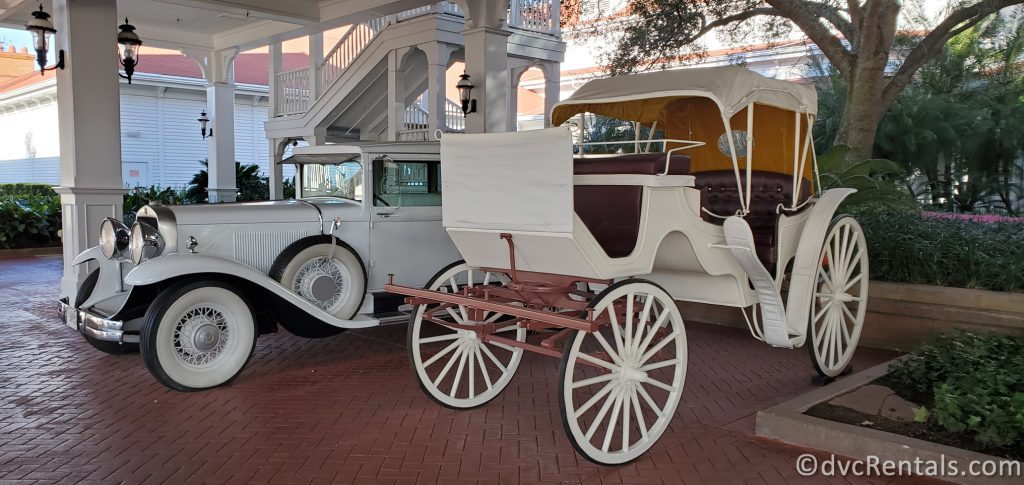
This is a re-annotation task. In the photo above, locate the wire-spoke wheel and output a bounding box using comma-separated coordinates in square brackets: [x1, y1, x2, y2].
[141, 281, 257, 391]
[808, 216, 869, 378]
[409, 261, 526, 409]
[559, 279, 687, 465]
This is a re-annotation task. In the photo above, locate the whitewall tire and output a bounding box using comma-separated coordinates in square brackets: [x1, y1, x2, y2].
[141, 281, 257, 391]
[559, 279, 687, 465]
[408, 261, 526, 409]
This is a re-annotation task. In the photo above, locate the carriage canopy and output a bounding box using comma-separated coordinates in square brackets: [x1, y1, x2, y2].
[551, 67, 818, 178]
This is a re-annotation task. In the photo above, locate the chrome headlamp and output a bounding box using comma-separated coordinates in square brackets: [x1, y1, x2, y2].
[99, 217, 131, 259]
[129, 221, 164, 264]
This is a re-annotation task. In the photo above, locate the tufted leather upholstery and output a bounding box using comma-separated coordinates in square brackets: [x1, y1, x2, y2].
[693, 170, 812, 268]
[572, 153, 691, 258]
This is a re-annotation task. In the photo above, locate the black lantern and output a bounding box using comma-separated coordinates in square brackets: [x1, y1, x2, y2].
[24, 5, 64, 75]
[198, 111, 213, 139]
[117, 18, 142, 84]
[455, 71, 476, 115]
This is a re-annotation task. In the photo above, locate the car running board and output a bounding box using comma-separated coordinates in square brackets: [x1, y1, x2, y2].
[722, 217, 794, 349]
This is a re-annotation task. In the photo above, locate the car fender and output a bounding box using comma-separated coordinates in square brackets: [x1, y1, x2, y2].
[785, 188, 856, 346]
[72, 246, 103, 266]
[123, 253, 377, 329]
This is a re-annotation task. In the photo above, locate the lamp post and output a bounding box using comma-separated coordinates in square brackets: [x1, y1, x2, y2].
[24, 5, 64, 75]
[117, 18, 142, 84]
[455, 71, 476, 116]
[198, 111, 213, 139]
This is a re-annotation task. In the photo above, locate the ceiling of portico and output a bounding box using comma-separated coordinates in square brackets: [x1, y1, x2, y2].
[0, 0, 437, 52]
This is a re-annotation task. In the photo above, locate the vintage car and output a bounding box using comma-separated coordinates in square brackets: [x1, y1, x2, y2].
[59, 141, 461, 391]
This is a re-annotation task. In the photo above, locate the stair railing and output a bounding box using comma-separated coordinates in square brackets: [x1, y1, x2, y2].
[320, 17, 388, 92]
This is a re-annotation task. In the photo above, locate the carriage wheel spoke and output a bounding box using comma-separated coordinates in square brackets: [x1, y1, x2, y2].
[643, 376, 677, 393]
[592, 331, 622, 365]
[601, 392, 624, 452]
[843, 273, 863, 293]
[817, 266, 836, 293]
[489, 341, 518, 354]
[622, 387, 631, 453]
[480, 344, 508, 373]
[473, 347, 493, 391]
[576, 352, 620, 372]
[585, 387, 619, 441]
[633, 296, 654, 353]
[630, 390, 648, 440]
[467, 345, 476, 398]
[624, 296, 635, 356]
[423, 339, 461, 368]
[572, 373, 615, 389]
[641, 358, 680, 372]
[449, 346, 470, 398]
[640, 329, 679, 364]
[433, 345, 464, 387]
[635, 383, 664, 420]
[444, 307, 465, 324]
[636, 311, 670, 357]
[829, 311, 840, 368]
[574, 380, 616, 419]
[608, 309, 625, 355]
[843, 248, 862, 282]
[419, 333, 460, 344]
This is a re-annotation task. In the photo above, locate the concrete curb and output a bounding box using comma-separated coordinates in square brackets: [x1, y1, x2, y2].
[0, 247, 62, 259]
[755, 359, 1022, 484]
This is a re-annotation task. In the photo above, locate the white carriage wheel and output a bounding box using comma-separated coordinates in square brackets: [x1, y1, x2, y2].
[808, 216, 869, 378]
[408, 262, 527, 409]
[142, 282, 257, 391]
[559, 280, 687, 465]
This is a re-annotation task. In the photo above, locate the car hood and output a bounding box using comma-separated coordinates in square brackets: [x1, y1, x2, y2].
[155, 200, 322, 226]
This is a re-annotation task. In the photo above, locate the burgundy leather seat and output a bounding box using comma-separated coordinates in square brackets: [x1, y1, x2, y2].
[573, 153, 692, 258]
[693, 170, 812, 268]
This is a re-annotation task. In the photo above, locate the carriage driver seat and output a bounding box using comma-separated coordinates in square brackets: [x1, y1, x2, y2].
[573, 153, 692, 258]
[693, 170, 812, 269]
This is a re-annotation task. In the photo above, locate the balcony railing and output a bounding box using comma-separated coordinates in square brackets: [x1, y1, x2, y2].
[508, 0, 559, 35]
[275, 67, 311, 116]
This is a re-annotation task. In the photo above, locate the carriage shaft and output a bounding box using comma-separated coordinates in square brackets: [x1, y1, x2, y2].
[385, 283, 599, 332]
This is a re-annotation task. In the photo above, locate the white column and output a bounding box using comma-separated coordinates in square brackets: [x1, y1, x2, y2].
[423, 43, 454, 133]
[309, 33, 324, 100]
[268, 138, 286, 200]
[508, 64, 530, 131]
[53, 0, 125, 301]
[462, 26, 512, 133]
[387, 49, 408, 141]
[206, 81, 236, 202]
[543, 61, 561, 127]
[268, 42, 284, 199]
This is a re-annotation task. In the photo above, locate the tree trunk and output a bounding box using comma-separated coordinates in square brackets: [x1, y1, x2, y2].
[834, 88, 886, 160]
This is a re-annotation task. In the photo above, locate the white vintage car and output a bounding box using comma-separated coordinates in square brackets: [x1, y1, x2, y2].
[59, 141, 461, 391]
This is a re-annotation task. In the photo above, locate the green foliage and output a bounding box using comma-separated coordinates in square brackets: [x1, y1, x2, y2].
[888, 333, 1024, 448]
[123, 186, 186, 225]
[0, 191, 61, 249]
[817, 145, 917, 211]
[0, 183, 56, 198]
[184, 160, 272, 203]
[850, 208, 1024, 292]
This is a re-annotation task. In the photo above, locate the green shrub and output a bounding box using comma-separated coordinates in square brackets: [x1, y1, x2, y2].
[0, 183, 56, 198]
[850, 207, 1024, 292]
[0, 194, 60, 249]
[888, 333, 1024, 448]
[123, 185, 186, 225]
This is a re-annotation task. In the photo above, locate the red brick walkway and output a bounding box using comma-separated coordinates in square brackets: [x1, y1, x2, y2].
[0, 257, 923, 484]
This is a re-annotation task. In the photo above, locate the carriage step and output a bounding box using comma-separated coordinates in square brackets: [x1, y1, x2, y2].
[722, 217, 793, 349]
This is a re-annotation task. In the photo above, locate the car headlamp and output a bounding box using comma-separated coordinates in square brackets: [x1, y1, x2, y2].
[129, 221, 163, 264]
[99, 217, 131, 260]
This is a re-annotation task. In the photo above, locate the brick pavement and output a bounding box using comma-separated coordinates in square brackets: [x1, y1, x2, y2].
[0, 256, 934, 484]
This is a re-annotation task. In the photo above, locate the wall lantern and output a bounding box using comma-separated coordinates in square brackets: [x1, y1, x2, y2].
[24, 5, 64, 75]
[198, 111, 213, 139]
[117, 18, 142, 84]
[455, 71, 477, 116]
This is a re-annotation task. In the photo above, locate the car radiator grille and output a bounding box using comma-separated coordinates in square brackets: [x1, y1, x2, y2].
[233, 231, 313, 274]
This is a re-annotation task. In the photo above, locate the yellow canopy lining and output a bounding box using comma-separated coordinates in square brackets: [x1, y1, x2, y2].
[553, 97, 814, 183]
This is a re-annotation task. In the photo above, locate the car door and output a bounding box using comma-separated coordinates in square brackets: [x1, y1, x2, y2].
[367, 154, 461, 291]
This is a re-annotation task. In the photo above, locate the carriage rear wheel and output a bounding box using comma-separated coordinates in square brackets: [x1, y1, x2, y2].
[408, 261, 526, 409]
[559, 279, 687, 465]
[808, 215, 869, 378]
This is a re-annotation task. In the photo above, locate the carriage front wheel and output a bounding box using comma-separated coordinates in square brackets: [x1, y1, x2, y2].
[559, 279, 687, 465]
[808, 215, 869, 378]
[408, 261, 527, 409]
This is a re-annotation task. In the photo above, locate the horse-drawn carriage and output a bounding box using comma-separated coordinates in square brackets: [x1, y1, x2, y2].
[384, 67, 868, 464]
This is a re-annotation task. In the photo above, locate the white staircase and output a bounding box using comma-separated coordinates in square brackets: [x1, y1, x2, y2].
[267, 0, 561, 143]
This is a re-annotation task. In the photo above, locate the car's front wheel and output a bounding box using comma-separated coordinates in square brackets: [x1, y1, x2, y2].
[141, 281, 257, 391]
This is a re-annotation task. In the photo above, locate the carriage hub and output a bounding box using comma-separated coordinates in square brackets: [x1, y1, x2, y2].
[835, 292, 855, 303]
[622, 367, 647, 383]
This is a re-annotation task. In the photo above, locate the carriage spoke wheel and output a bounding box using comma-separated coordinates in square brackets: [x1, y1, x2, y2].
[409, 262, 526, 409]
[560, 280, 687, 465]
[809, 216, 869, 378]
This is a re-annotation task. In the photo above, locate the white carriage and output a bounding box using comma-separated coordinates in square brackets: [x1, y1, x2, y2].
[59, 141, 462, 391]
[384, 67, 868, 464]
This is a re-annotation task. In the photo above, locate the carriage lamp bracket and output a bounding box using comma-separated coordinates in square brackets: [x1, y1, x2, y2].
[327, 217, 342, 260]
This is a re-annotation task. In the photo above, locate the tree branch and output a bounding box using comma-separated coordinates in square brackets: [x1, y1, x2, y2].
[767, 0, 854, 74]
[690, 7, 782, 41]
[801, 0, 855, 41]
[881, 0, 1024, 108]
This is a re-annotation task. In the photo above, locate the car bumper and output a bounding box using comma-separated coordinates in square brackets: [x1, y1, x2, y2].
[58, 298, 125, 342]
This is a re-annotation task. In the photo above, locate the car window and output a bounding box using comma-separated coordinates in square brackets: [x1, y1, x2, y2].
[301, 161, 363, 201]
[372, 158, 442, 207]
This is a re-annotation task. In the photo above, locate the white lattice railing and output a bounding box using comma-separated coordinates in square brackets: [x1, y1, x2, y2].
[445, 99, 465, 132]
[320, 17, 387, 91]
[396, 129, 434, 141]
[508, 0, 559, 35]
[275, 67, 312, 116]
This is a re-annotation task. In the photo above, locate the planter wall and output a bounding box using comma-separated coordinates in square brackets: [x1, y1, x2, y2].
[678, 281, 1024, 351]
[0, 246, 62, 259]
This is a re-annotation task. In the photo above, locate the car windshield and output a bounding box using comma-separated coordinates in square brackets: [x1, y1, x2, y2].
[301, 161, 363, 201]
